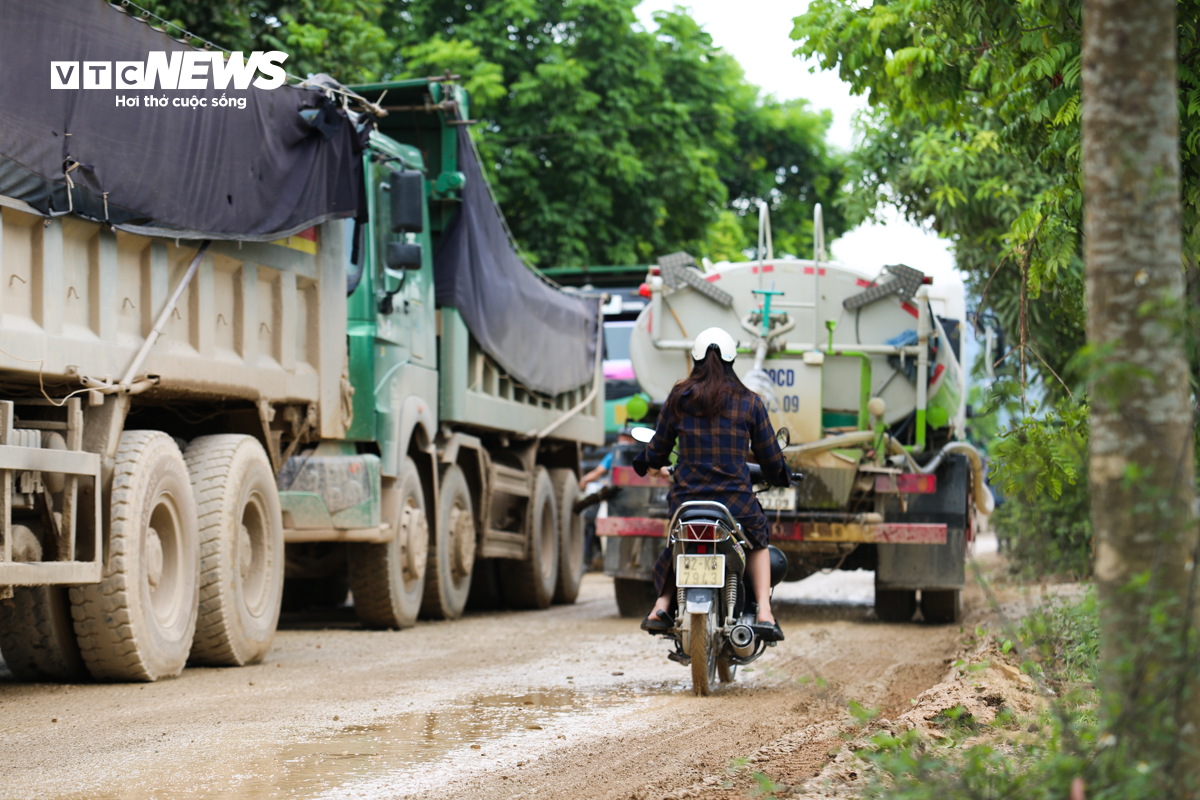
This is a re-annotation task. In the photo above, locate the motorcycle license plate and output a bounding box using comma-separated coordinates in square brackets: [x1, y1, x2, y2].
[676, 554, 726, 588]
[760, 487, 796, 511]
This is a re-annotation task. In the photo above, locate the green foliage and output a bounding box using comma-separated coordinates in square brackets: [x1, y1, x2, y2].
[749, 771, 787, 798]
[386, 2, 848, 267]
[792, 0, 1200, 399]
[1019, 587, 1099, 690]
[991, 400, 1087, 503]
[988, 399, 1091, 578]
[993, 477, 1092, 579]
[142, 0, 392, 83]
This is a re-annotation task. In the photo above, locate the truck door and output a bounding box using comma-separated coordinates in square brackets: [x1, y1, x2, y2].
[372, 163, 433, 366]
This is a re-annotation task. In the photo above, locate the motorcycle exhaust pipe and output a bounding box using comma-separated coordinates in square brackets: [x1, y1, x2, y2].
[730, 624, 756, 658]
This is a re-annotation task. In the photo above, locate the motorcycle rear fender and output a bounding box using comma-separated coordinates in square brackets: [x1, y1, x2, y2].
[685, 587, 715, 614]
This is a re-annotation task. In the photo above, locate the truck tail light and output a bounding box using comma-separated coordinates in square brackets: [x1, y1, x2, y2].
[896, 473, 936, 494]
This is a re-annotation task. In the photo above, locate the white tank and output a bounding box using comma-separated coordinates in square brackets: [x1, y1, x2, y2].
[629, 258, 964, 444]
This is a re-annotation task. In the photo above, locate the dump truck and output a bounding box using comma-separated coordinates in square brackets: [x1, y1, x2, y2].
[0, 2, 601, 682]
[599, 211, 993, 623]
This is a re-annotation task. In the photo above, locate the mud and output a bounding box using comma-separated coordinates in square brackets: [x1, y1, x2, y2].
[0, 558, 977, 800]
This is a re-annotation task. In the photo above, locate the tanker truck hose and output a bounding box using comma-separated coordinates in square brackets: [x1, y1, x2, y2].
[81, 240, 211, 396]
[786, 433, 993, 515]
[916, 441, 995, 515]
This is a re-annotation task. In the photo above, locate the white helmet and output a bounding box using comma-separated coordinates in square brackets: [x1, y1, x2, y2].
[691, 327, 738, 362]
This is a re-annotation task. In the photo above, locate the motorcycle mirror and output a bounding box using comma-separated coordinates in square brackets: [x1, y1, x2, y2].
[776, 427, 790, 448]
[630, 426, 656, 444]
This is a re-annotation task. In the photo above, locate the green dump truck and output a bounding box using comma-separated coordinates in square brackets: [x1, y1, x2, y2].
[0, 75, 602, 682]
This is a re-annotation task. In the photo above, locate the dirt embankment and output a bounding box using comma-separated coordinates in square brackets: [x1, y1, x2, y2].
[642, 545, 1073, 800]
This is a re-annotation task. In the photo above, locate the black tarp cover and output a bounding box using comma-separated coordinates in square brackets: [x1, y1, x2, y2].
[0, 0, 365, 240]
[435, 126, 600, 397]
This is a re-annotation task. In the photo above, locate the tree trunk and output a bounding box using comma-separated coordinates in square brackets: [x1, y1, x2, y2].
[1083, 0, 1200, 787]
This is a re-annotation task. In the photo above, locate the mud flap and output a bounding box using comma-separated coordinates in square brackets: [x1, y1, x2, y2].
[877, 454, 969, 591]
[603, 535, 662, 581]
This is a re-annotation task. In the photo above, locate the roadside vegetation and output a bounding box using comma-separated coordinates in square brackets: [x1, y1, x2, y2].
[795, 0, 1200, 796]
[854, 587, 1101, 800]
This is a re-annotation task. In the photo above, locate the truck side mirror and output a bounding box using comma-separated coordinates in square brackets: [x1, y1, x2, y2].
[390, 170, 424, 233]
[387, 242, 422, 271]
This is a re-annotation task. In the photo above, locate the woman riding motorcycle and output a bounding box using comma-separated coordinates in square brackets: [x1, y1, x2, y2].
[631, 327, 791, 642]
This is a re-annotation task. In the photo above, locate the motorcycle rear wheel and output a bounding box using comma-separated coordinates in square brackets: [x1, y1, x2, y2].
[690, 610, 718, 696]
[718, 657, 737, 683]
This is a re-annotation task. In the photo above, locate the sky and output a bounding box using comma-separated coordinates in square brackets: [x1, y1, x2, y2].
[633, 0, 966, 319]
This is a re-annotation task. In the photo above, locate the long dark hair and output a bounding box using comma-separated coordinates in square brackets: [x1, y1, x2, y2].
[672, 347, 748, 419]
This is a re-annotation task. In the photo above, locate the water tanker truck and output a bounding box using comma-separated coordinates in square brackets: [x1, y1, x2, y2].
[0, 2, 601, 682]
[599, 210, 993, 624]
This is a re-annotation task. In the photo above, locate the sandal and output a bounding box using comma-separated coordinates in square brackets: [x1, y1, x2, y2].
[640, 609, 673, 634]
[753, 620, 785, 643]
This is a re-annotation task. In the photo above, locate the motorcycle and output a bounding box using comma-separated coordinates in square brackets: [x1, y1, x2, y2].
[629, 426, 801, 696]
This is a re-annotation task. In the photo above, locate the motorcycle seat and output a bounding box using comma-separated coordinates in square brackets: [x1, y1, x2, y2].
[678, 505, 731, 526]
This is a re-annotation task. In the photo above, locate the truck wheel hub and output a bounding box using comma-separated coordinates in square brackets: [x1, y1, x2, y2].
[399, 502, 428, 582]
[238, 524, 253, 582]
[145, 528, 164, 589]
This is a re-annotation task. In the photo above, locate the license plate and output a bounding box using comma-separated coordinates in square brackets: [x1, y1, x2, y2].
[676, 554, 726, 588]
[759, 487, 796, 511]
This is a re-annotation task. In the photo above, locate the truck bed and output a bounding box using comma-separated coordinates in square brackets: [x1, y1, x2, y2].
[0, 198, 348, 439]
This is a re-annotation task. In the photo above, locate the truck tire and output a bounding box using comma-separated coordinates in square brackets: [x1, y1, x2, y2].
[348, 457, 428, 629]
[421, 464, 476, 620]
[0, 525, 88, 682]
[921, 589, 963, 624]
[70, 431, 200, 682]
[613, 577, 658, 618]
[184, 435, 284, 666]
[499, 467, 559, 609]
[874, 585, 917, 623]
[550, 468, 585, 604]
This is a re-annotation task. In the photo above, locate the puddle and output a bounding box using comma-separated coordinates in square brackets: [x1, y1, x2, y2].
[91, 687, 658, 799]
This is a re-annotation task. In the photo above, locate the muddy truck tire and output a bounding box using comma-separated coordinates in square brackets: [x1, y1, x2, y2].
[613, 578, 658, 618]
[0, 526, 88, 682]
[550, 468, 585, 604]
[421, 464, 476, 620]
[70, 431, 200, 682]
[873, 579, 917, 623]
[185, 435, 284, 667]
[500, 467, 559, 609]
[349, 457, 428, 629]
[920, 589, 963, 624]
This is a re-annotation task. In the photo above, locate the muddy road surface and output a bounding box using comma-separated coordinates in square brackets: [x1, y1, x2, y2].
[0, 571, 969, 800]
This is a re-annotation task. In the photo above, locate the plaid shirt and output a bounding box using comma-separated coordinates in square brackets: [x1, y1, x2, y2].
[633, 385, 787, 551]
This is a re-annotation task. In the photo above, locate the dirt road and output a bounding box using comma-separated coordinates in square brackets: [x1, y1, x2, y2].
[0, 570, 970, 800]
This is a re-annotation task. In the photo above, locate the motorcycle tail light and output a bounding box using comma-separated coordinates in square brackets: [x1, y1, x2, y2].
[697, 544, 708, 554]
[686, 524, 717, 541]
